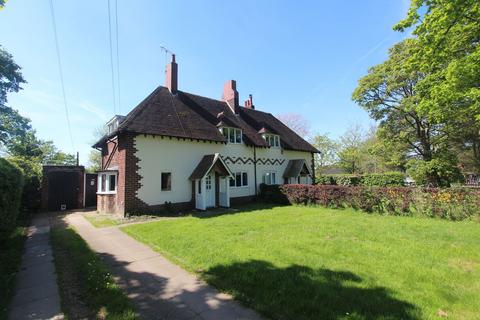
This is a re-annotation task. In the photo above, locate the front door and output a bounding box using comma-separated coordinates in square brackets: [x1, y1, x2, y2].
[205, 173, 215, 208]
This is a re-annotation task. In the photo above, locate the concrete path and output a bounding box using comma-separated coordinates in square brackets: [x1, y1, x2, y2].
[66, 212, 262, 320]
[8, 214, 63, 320]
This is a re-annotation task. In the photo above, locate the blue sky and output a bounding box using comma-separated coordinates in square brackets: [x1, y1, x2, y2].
[0, 0, 409, 165]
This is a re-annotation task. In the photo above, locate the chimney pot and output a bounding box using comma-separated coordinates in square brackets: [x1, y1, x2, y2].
[165, 54, 178, 93]
[244, 94, 254, 109]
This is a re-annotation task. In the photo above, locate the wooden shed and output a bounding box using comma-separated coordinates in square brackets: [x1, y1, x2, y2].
[41, 166, 97, 212]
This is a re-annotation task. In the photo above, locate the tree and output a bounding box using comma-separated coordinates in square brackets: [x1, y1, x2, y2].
[277, 113, 311, 138]
[394, 0, 480, 170]
[337, 125, 366, 174]
[87, 150, 101, 173]
[0, 45, 28, 146]
[310, 133, 338, 174]
[352, 39, 455, 185]
[86, 125, 107, 173]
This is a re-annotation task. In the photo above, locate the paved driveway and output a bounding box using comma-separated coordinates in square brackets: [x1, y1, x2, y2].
[66, 212, 262, 320]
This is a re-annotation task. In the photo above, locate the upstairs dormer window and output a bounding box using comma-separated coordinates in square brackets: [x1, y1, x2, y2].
[108, 121, 118, 134]
[264, 134, 280, 148]
[106, 115, 125, 134]
[221, 127, 242, 144]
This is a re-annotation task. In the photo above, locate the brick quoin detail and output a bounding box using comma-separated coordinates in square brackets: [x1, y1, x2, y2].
[123, 133, 147, 214]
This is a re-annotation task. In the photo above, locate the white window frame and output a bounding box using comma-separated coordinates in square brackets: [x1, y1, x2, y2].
[263, 134, 280, 148]
[97, 172, 117, 194]
[263, 171, 277, 185]
[230, 172, 248, 188]
[221, 127, 242, 144]
[160, 172, 172, 192]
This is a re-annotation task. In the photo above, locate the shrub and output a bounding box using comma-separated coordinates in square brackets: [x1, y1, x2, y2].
[406, 158, 463, 187]
[258, 183, 289, 204]
[276, 184, 480, 221]
[0, 158, 24, 236]
[362, 172, 405, 187]
[317, 172, 405, 187]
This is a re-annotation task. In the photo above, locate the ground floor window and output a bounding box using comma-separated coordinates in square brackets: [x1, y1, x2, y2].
[230, 172, 248, 187]
[161, 172, 172, 191]
[98, 172, 117, 194]
[263, 172, 277, 185]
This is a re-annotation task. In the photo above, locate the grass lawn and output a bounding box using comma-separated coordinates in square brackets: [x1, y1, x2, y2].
[122, 204, 480, 320]
[83, 213, 121, 228]
[51, 226, 137, 319]
[0, 226, 27, 320]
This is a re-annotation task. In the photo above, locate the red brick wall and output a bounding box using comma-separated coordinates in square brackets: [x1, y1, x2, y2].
[98, 136, 127, 215]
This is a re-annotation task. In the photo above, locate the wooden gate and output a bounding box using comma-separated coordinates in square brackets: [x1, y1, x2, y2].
[85, 173, 97, 207]
[47, 171, 80, 211]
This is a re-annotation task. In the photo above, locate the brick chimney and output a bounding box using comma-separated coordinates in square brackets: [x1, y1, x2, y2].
[222, 80, 239, 114]
[165, 54, 178, 93]
[244, 94, 254, 109]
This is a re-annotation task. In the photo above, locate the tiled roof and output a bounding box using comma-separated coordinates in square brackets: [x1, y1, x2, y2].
[189, 153, 233, 180]
[93, 86, 319, 153]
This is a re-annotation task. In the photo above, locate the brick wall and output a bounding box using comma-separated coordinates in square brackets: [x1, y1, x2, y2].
[98, 136, 126, 214]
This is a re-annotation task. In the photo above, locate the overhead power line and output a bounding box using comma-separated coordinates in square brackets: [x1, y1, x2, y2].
[49, 0, 75, 150]
[115, 0, 121, 113]
[107, 0, 117, 114]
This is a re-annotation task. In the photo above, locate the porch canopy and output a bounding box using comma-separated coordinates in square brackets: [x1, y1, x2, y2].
[189, 153, 234, 180]
[283, 159, 312, 178]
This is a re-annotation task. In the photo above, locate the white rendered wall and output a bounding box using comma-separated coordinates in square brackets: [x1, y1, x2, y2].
[135, 135, 313, 206]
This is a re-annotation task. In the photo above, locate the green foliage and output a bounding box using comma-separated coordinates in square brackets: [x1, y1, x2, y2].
[258, 183, 289, 204]
[0, 158, 24, 235]
[317, 172, 405, 187]
[337, 124, 365, 174]
[309, 133, 338, 173]
[361, 172, 406, 187]
[51, 227, 137, 319]
[0, 45, 28, 146]
[406, 158, 463, 187]
[0, 225, 27, 320]
[279, 184, 480, 221]
[393, 0, 480, 170]
[87, 150, 101, 173]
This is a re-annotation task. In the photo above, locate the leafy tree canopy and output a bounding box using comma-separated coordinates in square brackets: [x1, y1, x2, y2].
[395, 0, 480, 121]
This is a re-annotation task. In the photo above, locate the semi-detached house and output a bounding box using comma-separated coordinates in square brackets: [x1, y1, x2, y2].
[93, 55, 319, 215]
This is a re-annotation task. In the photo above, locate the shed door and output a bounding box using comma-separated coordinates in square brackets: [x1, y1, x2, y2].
[48, 172, 79, 211]
[205, 173, 215, 208]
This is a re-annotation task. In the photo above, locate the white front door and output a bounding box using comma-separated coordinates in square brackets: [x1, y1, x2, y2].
[205, 173, 215, 208]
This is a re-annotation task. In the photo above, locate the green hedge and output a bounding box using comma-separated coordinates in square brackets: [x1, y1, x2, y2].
[0, 158, 24, 236]
[271, 184, 480, 221]
[317, 172, 405, 187]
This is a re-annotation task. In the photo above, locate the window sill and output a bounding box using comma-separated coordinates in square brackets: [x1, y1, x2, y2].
[97, 191, 117, 195]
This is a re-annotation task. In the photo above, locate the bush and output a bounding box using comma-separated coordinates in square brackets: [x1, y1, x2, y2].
[317, 172, 405, 187]
[275, 184, 479, 221]
[362, 172, 405, 187]
[258, 183, 289, 204]
[406, 158, 463, 187]
[0, 158, 24, 235]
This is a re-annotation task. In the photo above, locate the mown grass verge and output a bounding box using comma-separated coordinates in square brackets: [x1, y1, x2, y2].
[51, 226, 137, 319]
[83, 213, 120, 228]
